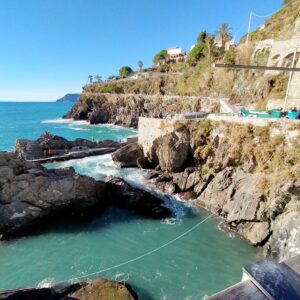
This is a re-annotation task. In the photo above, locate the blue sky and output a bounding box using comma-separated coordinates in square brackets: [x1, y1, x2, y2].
[0, 0, 282, 101]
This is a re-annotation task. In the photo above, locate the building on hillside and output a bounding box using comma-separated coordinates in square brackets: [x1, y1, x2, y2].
[214, 35, 235, 50]
[167, 46, 186, 63]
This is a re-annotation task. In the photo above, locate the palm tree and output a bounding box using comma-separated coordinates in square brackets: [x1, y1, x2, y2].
[95, 75, 102, 83]
[205, 34, 215, 59]
[88, 75, 93, 85]
[217, 23, 231, 49]
[137, 60, 143, 72]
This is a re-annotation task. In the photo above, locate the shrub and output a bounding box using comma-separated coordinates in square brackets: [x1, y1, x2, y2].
[119, 66, 133, 77]
[153, 50, 168, 64]
[223, 48, 236, 64]
[187, 43, 208, 66]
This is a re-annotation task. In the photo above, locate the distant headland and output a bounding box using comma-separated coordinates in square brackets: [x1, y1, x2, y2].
[56, 93, 80, 103]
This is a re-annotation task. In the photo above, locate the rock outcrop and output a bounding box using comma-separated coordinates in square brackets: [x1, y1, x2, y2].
[15, 133, 121, 160]
[0, 279, 137, 300]
[154, 131, 191, 172]
[0, 152, 106, 239]
[64, 93, 219, 128]
[136, 120, 300, 259]
[105, 176, 171, 219]
[112, 143, 144, 168]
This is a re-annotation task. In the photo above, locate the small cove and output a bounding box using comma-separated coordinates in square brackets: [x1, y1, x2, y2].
[0, 102, 257, 299]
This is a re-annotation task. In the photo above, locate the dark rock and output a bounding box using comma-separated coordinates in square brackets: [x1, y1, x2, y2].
[136, 156, 152, 169]
[112, 143, 144, 168]
[105, 176, 171, 219]
[14, 133, 115, 160]
[0, 152, 106, 240]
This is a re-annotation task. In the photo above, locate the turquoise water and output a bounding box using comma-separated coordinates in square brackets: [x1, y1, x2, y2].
[0, 102, 257, 299]
[0, 102, 136, 152]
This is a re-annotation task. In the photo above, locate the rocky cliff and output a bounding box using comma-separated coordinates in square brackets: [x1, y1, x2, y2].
[64, 93, 219, 128]
[114, 119, 300, 260]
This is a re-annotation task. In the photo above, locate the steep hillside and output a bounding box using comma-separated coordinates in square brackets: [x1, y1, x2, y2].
[241, 0, 300, 42]
[65, 1, 299, 125]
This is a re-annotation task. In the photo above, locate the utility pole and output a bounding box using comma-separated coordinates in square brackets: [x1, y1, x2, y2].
[283, 46, 298, 112]
[246, 11, 253, 45]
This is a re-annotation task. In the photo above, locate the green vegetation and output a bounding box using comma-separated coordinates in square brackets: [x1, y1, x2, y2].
[223, 47, 236, 64]
[153, 50, 168, 64]
[187, 43, 208, 66]
[240, 0, 300, 42]
[119, 66, 133, 77]
[197, 31, 207, 44]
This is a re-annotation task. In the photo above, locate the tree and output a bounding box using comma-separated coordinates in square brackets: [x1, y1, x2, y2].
[119, 66, 133, 77]
[88, 75, 93, 84]
[217, 23, 231, 49]
[197, 31, 207, 44]
[187, 43, 208, 66]
[205, 34, 215, 59]
[137, 60, 143, 71]
[153, 50, 168, 64]
[94, 75, 102, 83]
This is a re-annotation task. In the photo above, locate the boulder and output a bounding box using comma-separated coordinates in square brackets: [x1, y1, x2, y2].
[237, 221, 270, 246]
[14, 140, 43, 160]
[70, 279, 137, 300]
[105, 176, 171, 219]
[0, 279, 137, 300]
[112, 143, 144, 168]
[0, 152, 106, 239]
[154, 131, 191, 173]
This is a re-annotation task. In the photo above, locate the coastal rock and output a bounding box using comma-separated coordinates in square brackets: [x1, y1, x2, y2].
[237, 221, 270, 246]
[0, 279, 137, 300]
[197, 168, 263, 222]
[0, 152, 106, 239]
[70, 279, 137, 300]
[154, 131, 191, 173]
[136, 156, 152, 169]
[15, 133, 119, 160]
[112, 143, 144, 168]
[173, 169, 200, 192]
[105, 176, 171, 219]
[265, 200, 300, 261]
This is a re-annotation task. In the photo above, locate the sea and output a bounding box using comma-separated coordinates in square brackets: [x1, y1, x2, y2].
[0, 102, 257, 300]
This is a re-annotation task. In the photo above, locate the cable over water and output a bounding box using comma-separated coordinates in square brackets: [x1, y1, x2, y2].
[48, 214, 213, 286]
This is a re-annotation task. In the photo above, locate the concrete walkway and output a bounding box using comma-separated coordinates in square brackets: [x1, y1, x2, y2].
[28, 147, 117, 163]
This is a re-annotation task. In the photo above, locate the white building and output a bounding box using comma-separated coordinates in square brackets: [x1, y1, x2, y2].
[167, 47, 186, 62]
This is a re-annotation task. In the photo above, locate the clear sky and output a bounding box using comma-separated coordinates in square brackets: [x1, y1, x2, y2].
[0, 0, 282, 101]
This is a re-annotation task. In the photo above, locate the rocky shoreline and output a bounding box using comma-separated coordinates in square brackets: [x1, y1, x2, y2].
[0, 151, 171, 240]
[111, 119, 300, 261]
